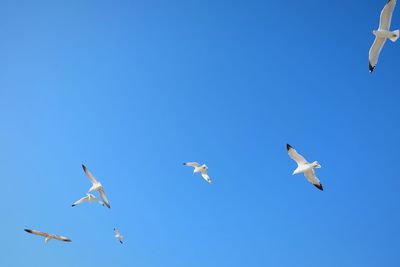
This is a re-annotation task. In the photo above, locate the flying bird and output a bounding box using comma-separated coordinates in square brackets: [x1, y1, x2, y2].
[82, 164, 111, 208]
[114, 228, 123, 244]
[24, 229, 72, 243]
[183, 162, 212, 184]
[71, 193, 105, 207]
[286, 144, 323, 191]
[369, 0, 399, 72]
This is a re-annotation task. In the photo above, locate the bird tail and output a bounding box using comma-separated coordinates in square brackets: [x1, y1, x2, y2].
[390, 30, 400, 42]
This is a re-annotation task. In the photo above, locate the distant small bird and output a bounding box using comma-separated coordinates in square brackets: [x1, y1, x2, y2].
[24, 229, 72, 243]
[71, 193, 105, 207]
[82, 164, 111, 208]
[369, 0, 399, 72]
[286, 144, 323, 191]
[114, 228, 123, 244]
[183, 162, 212, 184]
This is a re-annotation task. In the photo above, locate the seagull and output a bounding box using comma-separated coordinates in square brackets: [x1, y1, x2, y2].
[82, 164, 111, 208]
[71, 193, 105, 207]
[286, 144, 323, 191]
[369, 0, 399, 72]
[24, 229, 72, 243]
[183, 162, 212, 184]
[114, 228, 123, 244]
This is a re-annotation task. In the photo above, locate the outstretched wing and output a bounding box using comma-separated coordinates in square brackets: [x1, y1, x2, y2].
[82, 164, 98, 184]
[71, 195, 89, 207]
[287, 144, 308, 165]
[183, 162, 201, 168]
[24, 229, 49, 237]
[304, 169, 323, 191]
[369, 37, 386, 72]
[99, 188, 111, 208]
[53, 235, 72, 242]
[379, 0, 397, 30]
[201, 171, 212, 184]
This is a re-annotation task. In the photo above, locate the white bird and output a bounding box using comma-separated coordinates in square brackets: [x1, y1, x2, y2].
[24, 229, 72, 243]
[71, 193, 105, 207]
[183, 162, 212, 184]
[82, 164, 111, 208]
[286, 144, 323, 191]
[114, 228, 123, 244]
[369, 0, 399, 72]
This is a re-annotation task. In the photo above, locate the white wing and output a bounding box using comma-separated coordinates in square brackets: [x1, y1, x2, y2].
[82, 164, 99, 184]
[304, 169, 323, 191]
[379, 0, 397, 30]
[71, 195, 89, 207]
[53, 234, 72, 242]
[25, 229, 71, 242]
[98, 188, 111, 208]
[287, 144, 308, 165]
[24, 229, 50, 238]
[201, 170, 212, 184]
[183, 162, 201, 168]
[369, 37, 386, 72]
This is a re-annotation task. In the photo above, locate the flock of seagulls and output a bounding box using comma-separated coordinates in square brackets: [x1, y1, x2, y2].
[369, 0, 399, 72]
[25, 164, 120, 244]
[23, 0, 398, 246]
[24, 144, 323, 245]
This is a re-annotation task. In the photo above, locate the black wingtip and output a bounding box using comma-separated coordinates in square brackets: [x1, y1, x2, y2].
[314, 183, 324, 191]
[24, 229, 32, 233]
[369, 63, 375, 73]
[64, 239, 72, 242]
[183, 162, 186, 165]
[286, 144, 292, 151]
[120, 241, 123, 244]
[71, 204, 76, 207]
[82, 164, 86, 171]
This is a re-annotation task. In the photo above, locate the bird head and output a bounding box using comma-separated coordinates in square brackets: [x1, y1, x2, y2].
[312, 161, 321, 168]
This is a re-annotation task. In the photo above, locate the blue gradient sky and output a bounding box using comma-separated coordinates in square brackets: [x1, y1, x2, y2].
[1, 1, 400, 266]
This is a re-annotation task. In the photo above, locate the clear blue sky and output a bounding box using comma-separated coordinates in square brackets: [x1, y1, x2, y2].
[1, 0, 400, 266]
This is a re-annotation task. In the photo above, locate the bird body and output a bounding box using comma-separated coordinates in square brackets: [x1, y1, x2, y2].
[114, 228, 123, 244]
[193, 164, 207, 174]
[369, 0, 398, 72]
[373, 29, 400, 40]
[287, 144, 323, 191]
[88, 182, 103, 193]
[292, 161, 321, 175]
[183, 162, 212, 184]
[24, 229, 72, 244]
